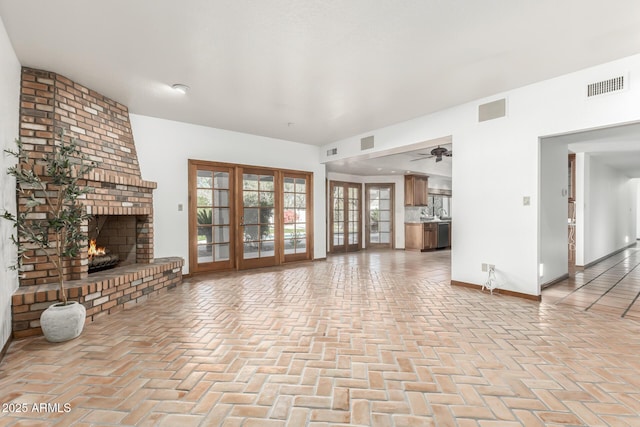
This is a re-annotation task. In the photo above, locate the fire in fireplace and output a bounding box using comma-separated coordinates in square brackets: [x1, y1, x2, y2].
[87, 215, 142, 273]
[87, 239, 120, 273]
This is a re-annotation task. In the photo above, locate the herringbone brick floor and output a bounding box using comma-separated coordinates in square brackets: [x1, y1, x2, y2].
[543, 245, 640, 321]
[1, 249, 639, 426]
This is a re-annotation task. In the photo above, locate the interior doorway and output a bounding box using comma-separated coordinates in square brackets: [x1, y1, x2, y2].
[540, 122, 640, 288]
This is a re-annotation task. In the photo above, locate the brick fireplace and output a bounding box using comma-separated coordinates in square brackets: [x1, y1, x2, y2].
[11, 68, 183, 338]
[16, 67, 158, 285]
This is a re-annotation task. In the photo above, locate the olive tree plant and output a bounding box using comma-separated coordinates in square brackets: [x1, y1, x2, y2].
[2, 133, 95, 304]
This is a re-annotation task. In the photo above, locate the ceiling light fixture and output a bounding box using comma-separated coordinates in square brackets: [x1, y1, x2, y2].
[171, 83, 190, 94]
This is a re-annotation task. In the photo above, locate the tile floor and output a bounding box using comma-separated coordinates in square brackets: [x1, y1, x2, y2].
[1, 249, 639, 426]
[542, 245, 640, 321]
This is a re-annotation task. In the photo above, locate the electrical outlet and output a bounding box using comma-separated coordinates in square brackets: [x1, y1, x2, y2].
[482, 263, 488, 272]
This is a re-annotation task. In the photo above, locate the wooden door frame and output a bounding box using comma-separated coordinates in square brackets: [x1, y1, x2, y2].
[365, 183, 395, 249]
[329, 180, 362, 253]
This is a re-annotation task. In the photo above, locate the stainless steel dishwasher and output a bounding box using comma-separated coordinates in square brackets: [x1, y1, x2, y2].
[436, 222, 450, 248]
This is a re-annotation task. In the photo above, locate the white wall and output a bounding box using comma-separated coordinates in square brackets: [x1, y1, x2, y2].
[636, 180, 640, 240]
[327, 172, 405, 249]
[321, 53, 640, 296]
[579, 154, 637, 265]
[130, 114, 326, 274]
[539, 139, 569, 287]
[0, 16, 21, 350]
[575, 153, 587, 266]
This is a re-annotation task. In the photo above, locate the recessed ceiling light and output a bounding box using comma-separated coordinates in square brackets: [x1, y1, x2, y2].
[377, 168, 383, 171]
[171, 83, 190, 94]
[390, 170, 396, 173]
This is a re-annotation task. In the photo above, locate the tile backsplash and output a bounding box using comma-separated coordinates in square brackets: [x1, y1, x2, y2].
[405, 207, 424, 222]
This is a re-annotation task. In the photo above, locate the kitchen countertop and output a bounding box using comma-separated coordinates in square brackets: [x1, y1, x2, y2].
[405, 220, 451, 224]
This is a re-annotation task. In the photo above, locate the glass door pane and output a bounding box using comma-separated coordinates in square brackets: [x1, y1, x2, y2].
[239, 169, 277, 269]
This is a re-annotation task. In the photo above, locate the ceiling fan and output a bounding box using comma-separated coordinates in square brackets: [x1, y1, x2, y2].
[411, 146, 453, 162]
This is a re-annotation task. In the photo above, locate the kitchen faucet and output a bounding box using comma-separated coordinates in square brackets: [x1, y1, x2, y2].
[437, 208, 448, 218]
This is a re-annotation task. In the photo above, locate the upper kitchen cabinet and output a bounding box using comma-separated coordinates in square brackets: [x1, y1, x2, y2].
[404, 175, 428, 206]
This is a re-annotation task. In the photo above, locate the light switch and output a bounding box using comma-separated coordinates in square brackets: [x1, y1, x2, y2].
[523, 196, 530, 206]
[178, 204, 183, 212]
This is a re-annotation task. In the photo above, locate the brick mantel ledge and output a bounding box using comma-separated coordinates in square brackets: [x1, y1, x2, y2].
[86, 172, 158, 189]
[11, 257, 184, 338]
[27, 165, 158, 190]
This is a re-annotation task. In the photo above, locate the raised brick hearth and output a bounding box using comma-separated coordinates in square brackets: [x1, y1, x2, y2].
[12, 67, 183, 338]
[12, 258, 183, 338]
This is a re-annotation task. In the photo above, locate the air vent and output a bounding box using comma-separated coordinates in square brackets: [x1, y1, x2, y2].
[326, 148, 337, 156]
[478, 98, 506, 122]
[587, 76, 624, 97]
[360, 135, 374, 150]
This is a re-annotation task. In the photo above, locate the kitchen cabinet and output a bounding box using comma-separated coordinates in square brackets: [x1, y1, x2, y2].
[405, 222, 443, 251]
[423, 223, 437, 250]
[404, 175, 428, 206]
[405, 223, 423, 251]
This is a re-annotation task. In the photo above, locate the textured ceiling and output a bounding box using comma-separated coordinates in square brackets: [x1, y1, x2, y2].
[2, 0, 640, 146]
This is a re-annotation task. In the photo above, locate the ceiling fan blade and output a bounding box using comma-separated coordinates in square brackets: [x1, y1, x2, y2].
[409, 154, 434, 161]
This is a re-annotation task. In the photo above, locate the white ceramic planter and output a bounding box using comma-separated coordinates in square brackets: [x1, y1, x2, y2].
[40, 301, 87, 342]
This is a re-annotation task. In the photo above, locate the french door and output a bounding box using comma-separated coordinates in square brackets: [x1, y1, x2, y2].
[238, 168, 278, 269]
[365, 183, 394, 249]
[189, 162, 235, 273]
[329, 181, 361, 252]
[189, 160, 313, 273]
[283, 172, 311, 262]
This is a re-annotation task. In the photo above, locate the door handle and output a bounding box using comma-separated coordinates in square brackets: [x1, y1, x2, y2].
[240, 216, 244, 226]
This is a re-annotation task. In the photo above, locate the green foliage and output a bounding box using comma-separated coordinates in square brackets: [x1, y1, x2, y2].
[3, 132, 96, 303]
[197, 208, 212, 226]
[197, 209, 213, 243]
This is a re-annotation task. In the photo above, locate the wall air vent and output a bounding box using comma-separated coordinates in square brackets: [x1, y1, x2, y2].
[360, 135, 374, 150]
[478, 98, 506, 122]
[587, 75, 625, 97]
[326, 148, 337, 156]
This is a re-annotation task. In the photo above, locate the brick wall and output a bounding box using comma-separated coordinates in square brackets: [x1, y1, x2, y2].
[18, 67, 157, 286]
